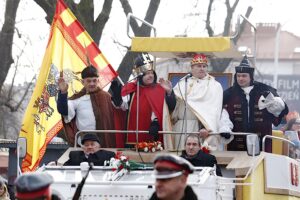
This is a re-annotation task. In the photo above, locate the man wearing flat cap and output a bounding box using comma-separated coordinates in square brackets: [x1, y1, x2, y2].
[150, 154, 198, 200]
[222, 55, 289, 152]
[57, 65, 115, 147]
[64, 133, 115, 166]
[15, 173, 53, 200]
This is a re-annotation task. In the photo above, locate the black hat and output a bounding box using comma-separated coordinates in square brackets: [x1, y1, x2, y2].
[15, 173, 53, 199]
[81, 133, 100, 145]
[235, 55, 254, 74]
[81, 65, 99, 79]
[234, 55, 254, 86]
[134, 53, 153, 68]
[153, 154, 194, 179]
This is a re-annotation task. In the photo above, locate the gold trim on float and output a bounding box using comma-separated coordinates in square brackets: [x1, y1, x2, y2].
[131, 37, 242, 58]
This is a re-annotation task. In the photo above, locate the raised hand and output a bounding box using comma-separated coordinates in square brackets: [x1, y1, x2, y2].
[159, 78, 172, 95]
[58, 77, 69, 94]
[220, 132, 231, 139]
[199, 128, 209, 139]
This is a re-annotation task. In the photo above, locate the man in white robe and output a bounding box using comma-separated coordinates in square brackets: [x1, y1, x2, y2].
[172, 54, 232, 151]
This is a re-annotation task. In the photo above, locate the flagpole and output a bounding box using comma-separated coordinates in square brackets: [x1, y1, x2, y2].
[117, 76, 125, 86]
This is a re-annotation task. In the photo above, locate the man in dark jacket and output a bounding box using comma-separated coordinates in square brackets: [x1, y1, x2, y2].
[149, 154, 197, 200]
[222, 55, 288, 152]
[64, 133, 115, 166]
[181, 134, 222, 176]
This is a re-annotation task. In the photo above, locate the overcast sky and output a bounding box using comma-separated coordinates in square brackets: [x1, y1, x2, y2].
[1, 0, 300, 85]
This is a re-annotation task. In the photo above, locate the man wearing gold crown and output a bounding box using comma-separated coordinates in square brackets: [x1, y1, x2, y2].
[222, 55, 289, 152]
[111, 53, 176, 149]
[172, 54, 231, 151]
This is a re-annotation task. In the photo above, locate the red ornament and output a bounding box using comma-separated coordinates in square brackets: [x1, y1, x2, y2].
[201, 146, 210, 154]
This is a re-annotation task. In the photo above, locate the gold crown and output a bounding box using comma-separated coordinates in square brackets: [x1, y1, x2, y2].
[191, 54, 208, 65]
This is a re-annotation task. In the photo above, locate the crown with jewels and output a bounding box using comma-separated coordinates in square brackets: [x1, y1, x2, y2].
[191, 53, 208, 65]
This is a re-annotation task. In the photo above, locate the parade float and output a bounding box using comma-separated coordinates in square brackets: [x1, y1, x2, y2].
[14, 12, 300, 200]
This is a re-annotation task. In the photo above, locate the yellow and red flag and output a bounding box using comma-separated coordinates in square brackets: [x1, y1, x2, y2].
[19, 0, 117, 172]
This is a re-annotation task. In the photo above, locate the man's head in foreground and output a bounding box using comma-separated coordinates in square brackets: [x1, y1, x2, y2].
[153, 154, 194, 200]
[15, 172, 53, 200]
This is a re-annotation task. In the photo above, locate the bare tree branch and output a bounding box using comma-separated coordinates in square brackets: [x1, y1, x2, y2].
[223, 0, 240, 36]
[119, 0, 160, 37]
[33, 0, 56, 24]
[119, 0, 139, 33]
[112, 39, 130, 50]
[232, 6, 253, 44]
[0, 0, 21, 92]
[13, 76, 36, 112]
[141, 0, 160, 36]
[94, 0, 113, 42]
[211, 5, 253, 72]
[116, 0, 161, 81]
[34, 0, 113, 45]
[7, 40, 28, 100]
[205, 0, 214, 36]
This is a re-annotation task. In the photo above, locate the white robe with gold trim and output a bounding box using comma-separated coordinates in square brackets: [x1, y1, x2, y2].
[172, 74, 223, 150]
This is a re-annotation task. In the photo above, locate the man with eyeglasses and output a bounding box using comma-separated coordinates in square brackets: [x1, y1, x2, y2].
[150, 154, 197, 200]
[57, 65, 115, 147]
[63, 133, 115, 166]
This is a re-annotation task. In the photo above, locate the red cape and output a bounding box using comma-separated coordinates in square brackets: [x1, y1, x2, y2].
[117, 82, 165, 145]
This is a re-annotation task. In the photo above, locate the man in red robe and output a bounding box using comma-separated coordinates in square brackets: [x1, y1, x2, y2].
[111, 53, 176, 148]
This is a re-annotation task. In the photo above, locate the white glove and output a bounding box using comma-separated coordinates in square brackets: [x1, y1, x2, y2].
[267, 97, 285, 116]
[258, 92, 284, 117]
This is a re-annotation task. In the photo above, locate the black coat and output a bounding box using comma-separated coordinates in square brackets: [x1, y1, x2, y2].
[149, 185, 198, 200]
[63, 150, 115, 166]
[223, 81, 288, 151]
[181, 150, 222, 176]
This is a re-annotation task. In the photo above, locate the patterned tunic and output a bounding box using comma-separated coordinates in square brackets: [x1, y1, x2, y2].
[223, 81, 288, 152]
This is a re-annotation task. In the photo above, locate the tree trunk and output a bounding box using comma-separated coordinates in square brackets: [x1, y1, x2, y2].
[116, 0, 161, 82]
[0, 0, 20, 92]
